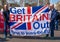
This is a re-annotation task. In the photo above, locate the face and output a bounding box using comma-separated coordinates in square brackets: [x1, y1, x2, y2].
[49, 5, 54, 10]
[4, 5, 8, 10]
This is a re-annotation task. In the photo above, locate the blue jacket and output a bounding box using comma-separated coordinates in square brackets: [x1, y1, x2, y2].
[51, 9, 58, 21]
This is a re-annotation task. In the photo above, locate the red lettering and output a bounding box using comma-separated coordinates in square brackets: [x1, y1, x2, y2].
[41, 14, 49, 20]
[10, 14, 15, 22]
[16, 15, 22, 22]
[26, 15, 32, 22]
[32, 15, 38, 22]
[24, 15, 26, 22]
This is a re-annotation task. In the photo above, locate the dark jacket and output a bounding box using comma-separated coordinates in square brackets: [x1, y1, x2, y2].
[3, 10, 10, 22]
[50, 9, 58, 30]
[51, 9, 58, 21]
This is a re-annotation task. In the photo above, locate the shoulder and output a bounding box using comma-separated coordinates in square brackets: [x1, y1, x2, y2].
[53, 9, 57, 11]
[3, 10, 6, 13]
[52, 9, 57, 13]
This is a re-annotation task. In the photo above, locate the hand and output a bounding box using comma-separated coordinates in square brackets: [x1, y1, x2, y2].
[48, 20, 51, 22]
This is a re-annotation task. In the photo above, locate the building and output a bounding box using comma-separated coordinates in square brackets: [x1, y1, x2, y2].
[55, 1, 60, 11]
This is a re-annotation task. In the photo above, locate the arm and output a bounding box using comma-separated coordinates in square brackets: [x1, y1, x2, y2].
[3, 11, 6, 21]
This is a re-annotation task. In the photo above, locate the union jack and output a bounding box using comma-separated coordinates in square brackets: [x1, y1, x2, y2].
[10, 5, 49, 30]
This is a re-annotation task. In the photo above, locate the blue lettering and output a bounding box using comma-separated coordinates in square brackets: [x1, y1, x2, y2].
[33, 22, 50, 29]
[22, 8, 25, 14]
[41, 23, 45, 29]
[21, 32, 25, 35]
[46, 22, 50, 28]
[11, 30, 20, 35]
[17, 9, 22, 14]
[37, 31, 42, 34]
[10, 7, 25, 14]
[10, 8, 16, 14]
[33, 22, 40, 29]
[41, 22, 49, 29]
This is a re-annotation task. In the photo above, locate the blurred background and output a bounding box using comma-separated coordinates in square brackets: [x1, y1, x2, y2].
[0, 0, 60, 11]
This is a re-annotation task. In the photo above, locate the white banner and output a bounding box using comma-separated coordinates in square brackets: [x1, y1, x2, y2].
[10, 5, 50, 36]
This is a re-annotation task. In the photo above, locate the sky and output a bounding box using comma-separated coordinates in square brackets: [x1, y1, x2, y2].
[50, 0, 60, 4]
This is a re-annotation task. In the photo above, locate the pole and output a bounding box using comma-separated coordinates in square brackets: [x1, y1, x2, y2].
[37, 0, 39, 6]
[23, 0, 25, 7]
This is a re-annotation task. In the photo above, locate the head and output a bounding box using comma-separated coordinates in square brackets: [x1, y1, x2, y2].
[3, 4, 8, 10]
[49, 4, 54, 10]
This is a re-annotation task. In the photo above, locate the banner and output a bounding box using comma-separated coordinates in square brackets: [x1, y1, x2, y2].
[10, 5, 50, 36]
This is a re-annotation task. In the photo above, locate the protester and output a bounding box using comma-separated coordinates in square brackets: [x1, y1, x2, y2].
[55, 10, 60, 30]
[46, 4, 58, 39]
[3, 4, 12, 39]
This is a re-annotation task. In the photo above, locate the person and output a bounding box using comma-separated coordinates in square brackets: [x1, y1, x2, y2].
[46, 4, 58, 38]
[3, 4, 12, 39]
[55, 11, 59, 30]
